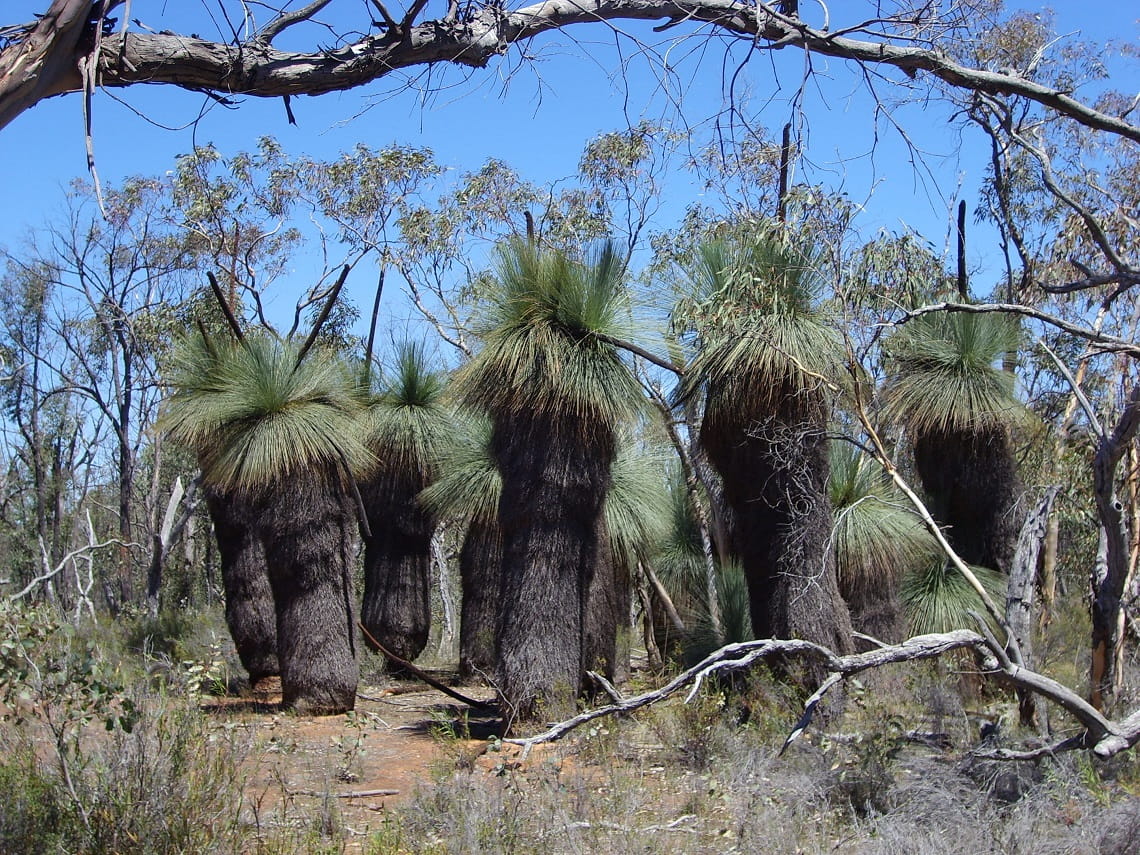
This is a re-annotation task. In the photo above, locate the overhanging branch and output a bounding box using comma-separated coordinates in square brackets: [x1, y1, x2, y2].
[3, 0, 1138, 142]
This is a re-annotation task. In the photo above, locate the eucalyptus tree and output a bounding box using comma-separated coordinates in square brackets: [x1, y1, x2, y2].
[163, 332, 371, 714]
[454, 237, 642, 721]
[0, 178, 195, 613]
[882, 310, 1026, 576]
[679, 232, 854, 665]
[358, 341, 454, 666]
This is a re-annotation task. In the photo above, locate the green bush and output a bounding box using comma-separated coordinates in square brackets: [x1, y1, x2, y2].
[0, 744, 75, 854]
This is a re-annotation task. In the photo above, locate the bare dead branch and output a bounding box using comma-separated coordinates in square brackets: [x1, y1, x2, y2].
[593, 330, 684, 374]
[5, 1, 1138, 143]
[9, 535, 138, 600]
[256, 0, 335, 45]
[505, 629, 1140, 759]
[357, 621, 497, 710]
[294, 264, 349, 368]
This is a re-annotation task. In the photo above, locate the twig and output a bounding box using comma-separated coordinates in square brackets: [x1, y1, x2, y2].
[357, 622, 496, 710]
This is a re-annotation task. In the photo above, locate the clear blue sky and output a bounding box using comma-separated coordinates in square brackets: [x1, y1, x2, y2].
[1, 1, 1136, 313]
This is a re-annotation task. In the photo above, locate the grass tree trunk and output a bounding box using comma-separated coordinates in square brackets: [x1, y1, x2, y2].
[704, 405, 854, 673]
[458, 519, 503, 681]
[257, 471, 359, 715]
[204, 486, 278, 687]
[584, 526, 631, 685]
[360, 472, 434, 666]
[912, 427, 1021, 574]
[493, 413, 614, 722]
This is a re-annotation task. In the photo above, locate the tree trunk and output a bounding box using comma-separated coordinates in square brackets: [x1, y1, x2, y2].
[702, 399, 854, 688]
[493, 411, 614, 722]
[584, 527, 632, 685]
[360, 470, 434, 667]
[256, 471, 358, 715]
[1007, 486, 1059, 729]
[458, 518, 502, 681]
[205, 487, 278, 687]
[0, 0, 91, 131]
[1090, 384, 1140, 709]
[912, 426, 1022, 575]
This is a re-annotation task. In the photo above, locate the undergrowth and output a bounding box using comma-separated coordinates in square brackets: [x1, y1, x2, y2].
[1, 598, 1138, 854]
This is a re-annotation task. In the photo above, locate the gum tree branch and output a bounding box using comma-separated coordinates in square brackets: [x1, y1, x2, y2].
[505, 630, 1140, 759]
[4, 1, 1140, 141]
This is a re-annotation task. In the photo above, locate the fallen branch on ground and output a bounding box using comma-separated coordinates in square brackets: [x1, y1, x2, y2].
[503, 631, 1140, 761]
[357, 621, 497, 711]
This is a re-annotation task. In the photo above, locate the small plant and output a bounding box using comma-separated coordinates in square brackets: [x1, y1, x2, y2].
[333, 710, 369, 783]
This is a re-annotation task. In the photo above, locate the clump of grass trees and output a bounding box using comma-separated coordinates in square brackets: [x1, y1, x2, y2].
[163, 321, 372, 715]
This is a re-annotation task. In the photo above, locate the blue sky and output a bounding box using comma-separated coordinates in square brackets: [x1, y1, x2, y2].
[1, 1, 1136, 327]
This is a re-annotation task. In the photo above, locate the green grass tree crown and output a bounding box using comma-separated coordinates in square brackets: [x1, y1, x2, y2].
[162, 332, 373, 493]
[882, 310, 1024, 435]
[363, 340, 455, 476]
[417, 415, 501, 526]
[828, 441, 940, 596]
[454, 237, 644, 430]
[677, 231, 847, 417]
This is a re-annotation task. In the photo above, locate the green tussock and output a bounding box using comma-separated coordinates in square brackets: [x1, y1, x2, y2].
[605, 440, 671, 569]
[162, 332, 372, 492]
[829, 441, 939, 593]
[679, 233, 846, 415]
[901, 557, 1006, 635]
[454, 238, 643, 428]
[883, 310, 1023, 435]
[684, 561, 753, 664]
[652, 464, 709, 606]
[417, 416, 501, 525]
[365, 341, 454, 474]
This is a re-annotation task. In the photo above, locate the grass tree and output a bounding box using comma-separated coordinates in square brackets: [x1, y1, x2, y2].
[202, 486, 278, 687]
[587, 438, 671, 684]
[829, 441, 939, 643]
[882, 310, 1025, 575]
[454, 237, 642, 721]
[679, 233, 854, 666]
[419, 417, 502, 681]
[651, 465, 753, 661]
[163, 333, 371, 715]
[359, 342, 454, 667]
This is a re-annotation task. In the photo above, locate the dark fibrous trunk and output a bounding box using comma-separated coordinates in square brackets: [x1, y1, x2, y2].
[839, 558, 904, 645]
[493, 411, 614, 723]
[458, 519, 503, 682]
[360, 468, 434, 666]
[256, 470, 359, 715]
[702, 397, 854, 687]
[584, 527, 631, 685]
[913, 426, 1022, 575]
[205, 486, 278, 687]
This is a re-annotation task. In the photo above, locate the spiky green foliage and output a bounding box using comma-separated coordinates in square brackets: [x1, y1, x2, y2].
[901, 558, 1006, 635]
[680, 234, 846, 414]
[418, 416, 500, 525]
[684, 562, 753, 665]
[359, 341, 454, 664]
[455, 238, 643, 426]
[654, 466, 705, 583]
[829, 442, 938, 594]
[163, 333, 371, 492]
[365, 341, 453, 473]
[882, 310, 1023, 435]
[605, 441, 671, 570]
